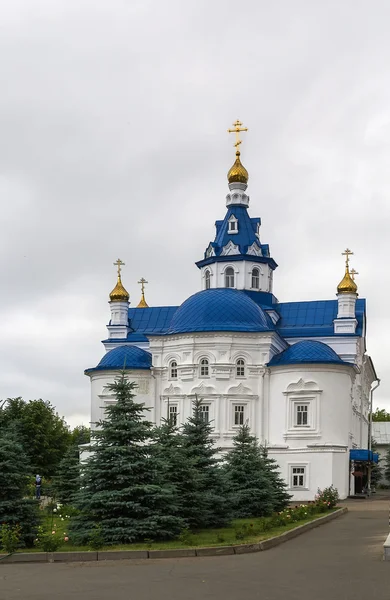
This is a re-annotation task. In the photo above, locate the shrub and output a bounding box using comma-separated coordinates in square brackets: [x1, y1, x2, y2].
[89, 525, 104, 550]
[178, 528, 193, 545]
[315, 485, 339, 509]
[35, 527, 66, 552]
[0, 524, 21, 554]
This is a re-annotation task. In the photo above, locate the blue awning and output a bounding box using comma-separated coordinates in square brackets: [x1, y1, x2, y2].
[350, 449, 379, 463]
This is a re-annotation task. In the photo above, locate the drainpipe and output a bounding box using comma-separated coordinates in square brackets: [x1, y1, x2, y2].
[367, 379, 381, 494]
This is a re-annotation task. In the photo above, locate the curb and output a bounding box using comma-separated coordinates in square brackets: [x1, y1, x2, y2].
[0, 508, 347, 564]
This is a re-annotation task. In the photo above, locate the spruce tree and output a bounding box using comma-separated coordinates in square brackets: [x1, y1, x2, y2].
[225, 425, 275, 518]
[260, 445, 291, 511]
[152, 418, 200, 528]
[70, 374, 185, 545]
[384, 447, 390, 485]
[0, 431, 39, 548]
[53, 427, 90, 505]
[180, 397, 231, 529]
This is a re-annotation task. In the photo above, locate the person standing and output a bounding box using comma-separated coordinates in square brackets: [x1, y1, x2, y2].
[35, 474, 42, 500]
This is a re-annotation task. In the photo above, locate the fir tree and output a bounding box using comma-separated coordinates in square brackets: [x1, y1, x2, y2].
[260, 445, 291, 511]
[180, 397, 231, 529]
[225, 425, 276, 518]
[0, 431, 39, 548]
[152, 418, 200, 528]
[53, 426, 90, 505]
[370, 436, 382, 489]
[70, 374, 185, 545]
[384, 447, 390, 484]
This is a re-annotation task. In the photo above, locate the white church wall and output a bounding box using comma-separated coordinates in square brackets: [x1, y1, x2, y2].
[201, 261, 273, 292]
[269, 448, 349, 501]
[267, 365, 354, 448]
[89, 370, 155, 430]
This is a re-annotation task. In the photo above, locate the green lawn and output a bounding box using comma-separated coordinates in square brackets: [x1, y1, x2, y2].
[20, 509, 337, 553]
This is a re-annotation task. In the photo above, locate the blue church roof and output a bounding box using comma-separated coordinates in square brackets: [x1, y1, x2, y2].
[268, 340, 348, 366]
[85, 345, 152, 374]
[167, 288, 274, 334]
[196, 205, 277, 270]
[102, 296, 365, 346]
[275, 298, 366, 338]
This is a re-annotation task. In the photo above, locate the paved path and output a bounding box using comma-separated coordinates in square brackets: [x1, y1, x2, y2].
[1, 496, 390, 600]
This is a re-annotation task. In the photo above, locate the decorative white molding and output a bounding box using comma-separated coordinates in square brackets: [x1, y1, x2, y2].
[190, 381, 216, 395]
[227, 382, 252, 395]
[221, 240, 240, 256]
[163, 383, 182, 395]
[285, 379, 321, 394]
[206, 244, 215, 258]
[247, 242, 262, 256]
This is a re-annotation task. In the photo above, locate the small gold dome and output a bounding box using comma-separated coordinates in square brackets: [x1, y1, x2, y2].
[109, 276, 129, 302]
[227, 151, 248, 185]
[337, 268, 358, 294]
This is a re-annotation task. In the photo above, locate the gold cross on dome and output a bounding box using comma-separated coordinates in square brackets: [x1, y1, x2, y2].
[138, 277, 148, 294]
[342, 248, 353, 268]
[228, 119, 248, 152]
[114, 258, 125, 277]
[350, 268, 359, 281]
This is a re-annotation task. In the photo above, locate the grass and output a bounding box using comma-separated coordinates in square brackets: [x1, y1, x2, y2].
[15, 509, 338, 553]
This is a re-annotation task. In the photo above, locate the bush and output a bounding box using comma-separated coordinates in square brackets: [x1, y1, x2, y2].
[0, 524, 21, 554]
[34, 527, 67, 552]
[89, 525, 104, 550]
[315, 485, 339, 509]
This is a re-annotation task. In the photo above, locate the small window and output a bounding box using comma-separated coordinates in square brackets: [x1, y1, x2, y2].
[251, 267, 260, 289]
[228, 217, 238, 233]
[225, 267, 235, 288]
[234, 405, 245, 426]
[170, 361, 178, 380]
[169, 404, 178, 426]
[295, 404, 308, 426]
[200, 405, 210, 423]
[291, 466, 306, 488]
[200, 358, 209, 377]
[236, 359, 245, 377]
[205, 270, 211, 290]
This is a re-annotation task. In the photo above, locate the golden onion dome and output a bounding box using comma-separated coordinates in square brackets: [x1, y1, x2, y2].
[109, 275, 129, 302]
[227, 150, 248, 185]
[337, 268, 358, 294]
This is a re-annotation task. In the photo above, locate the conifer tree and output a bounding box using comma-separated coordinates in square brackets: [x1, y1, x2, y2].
[70, 374, 185, 545]
[0, 431, 39, 548]
[260, 445, 291, 511]
[152, 418, 200, 527]
[225, 425, 276, 518]
[180, 397, 231, 529]
[384, 447, 390, 485]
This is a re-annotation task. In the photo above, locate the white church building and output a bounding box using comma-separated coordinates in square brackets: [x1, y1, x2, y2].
[85, 122, 378, 501]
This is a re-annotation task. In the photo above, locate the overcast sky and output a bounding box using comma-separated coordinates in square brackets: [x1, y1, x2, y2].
[1, 0, 389, 428]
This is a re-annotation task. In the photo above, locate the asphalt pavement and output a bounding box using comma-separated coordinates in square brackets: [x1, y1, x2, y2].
[1, 494, 389, 600]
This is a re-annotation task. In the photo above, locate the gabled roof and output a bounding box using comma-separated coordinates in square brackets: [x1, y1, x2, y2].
[372, 422, 390, 445]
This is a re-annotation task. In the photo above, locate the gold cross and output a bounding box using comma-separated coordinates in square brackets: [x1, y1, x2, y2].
[114, 258, 125, 277]
[350, 268, 359, 281]
[342, 248, 353, 268]
[138, 277, 148, 294]
[227, 119, 248, 152]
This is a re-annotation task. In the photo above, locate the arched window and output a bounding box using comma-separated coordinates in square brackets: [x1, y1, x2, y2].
[200, 358, 209, 377]
[251, 267, 260, 289]
[236, 359, 245, 377]
[205, 270, 211, 290]
[225, 267, 235, 288]
[170, 360, 178, 379]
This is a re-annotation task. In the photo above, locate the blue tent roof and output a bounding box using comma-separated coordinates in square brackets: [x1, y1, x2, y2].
[85, 345, 152, 374]
[167, 288, 274, 334]
[195, 205, 277, 270]
[268, 340, 348, 366]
